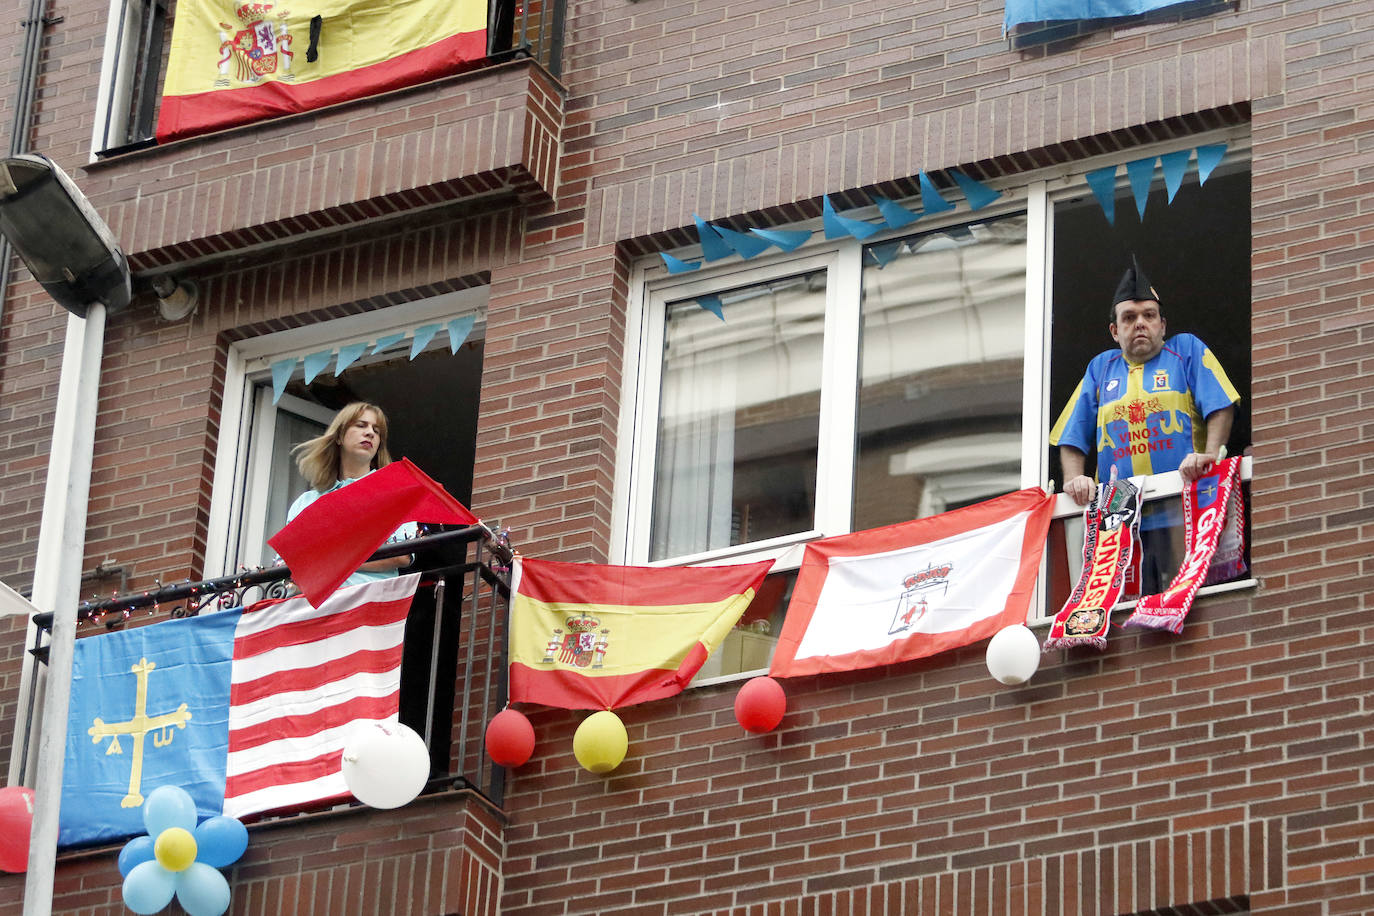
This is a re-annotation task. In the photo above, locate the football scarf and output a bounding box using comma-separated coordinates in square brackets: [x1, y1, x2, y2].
[1044, 474, 1142, 651]
[1126, 457, 1244, 634]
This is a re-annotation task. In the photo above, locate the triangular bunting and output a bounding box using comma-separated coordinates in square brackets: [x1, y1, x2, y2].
[693, 214, 734, 262]
[1126, 157, 1156, 220]
[1084, 166, 1117, 225]
[874, 195, 922, 230]
[661, 252, 701, 274]
[302, 349, 333, 385]
[334, 341, 367, 376]
[713, 224, 771, 260]
[371, 332, 405, 355]
[749, 227, 812, 252]
[446, 315, 475, 353]
[917, 172, 955, 215]
[1195, 144, 1227, 185]
[409, 324, 440, 360]
[822, 196, 881, 241]
[949, 170, 1001, 211]
[867, 241, 904, 269]
[269, 358, 296, 405]
[696, 294, 725, 322]
[1159, 149, 1191, 203]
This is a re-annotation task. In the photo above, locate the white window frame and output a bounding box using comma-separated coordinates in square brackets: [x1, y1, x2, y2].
[92, 0, 162, 157]
[203, 287, 489, 578]
[613, 126, 1251, 581]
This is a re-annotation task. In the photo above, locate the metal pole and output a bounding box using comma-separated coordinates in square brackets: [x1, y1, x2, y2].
[22, 301, 106, 915]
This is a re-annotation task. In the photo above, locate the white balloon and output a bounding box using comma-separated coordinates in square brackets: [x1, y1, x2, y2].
[340, 722, 430, 809]
[985, 625, 1041, 686]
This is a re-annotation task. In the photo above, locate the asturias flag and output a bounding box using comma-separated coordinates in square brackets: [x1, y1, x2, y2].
[1005, 0, 1197, 29]
[509, 558, 775, 710]
[770, 488, 1055, 678]
[156, 0, 488, 143]
[59, 574, 418, 847]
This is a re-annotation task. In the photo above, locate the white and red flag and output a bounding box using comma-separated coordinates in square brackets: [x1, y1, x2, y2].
[770, 488, 1055, 677]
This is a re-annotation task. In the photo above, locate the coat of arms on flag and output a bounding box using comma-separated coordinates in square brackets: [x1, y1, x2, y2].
[59, 574, 419, 847]
[770, 487, 1055, 677]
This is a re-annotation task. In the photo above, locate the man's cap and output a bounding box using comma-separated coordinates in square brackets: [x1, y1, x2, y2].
[1112, 255, 1160, 307]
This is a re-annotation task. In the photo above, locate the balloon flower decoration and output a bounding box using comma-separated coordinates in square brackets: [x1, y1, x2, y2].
[734, 676, 787, 733]
[117, 786, 248, 916]
[0, 785, 35, 873]
[572, 710, 628, 774]
[485, 707, 536, 768]
[985, 624, 1042, 685]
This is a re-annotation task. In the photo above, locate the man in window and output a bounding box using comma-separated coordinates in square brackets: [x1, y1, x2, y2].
[1050, 257, 1240, 506]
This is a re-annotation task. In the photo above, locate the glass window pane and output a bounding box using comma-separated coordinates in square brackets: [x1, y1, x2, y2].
[855, 215, 1028, 530]
[651, 270, 827, 560]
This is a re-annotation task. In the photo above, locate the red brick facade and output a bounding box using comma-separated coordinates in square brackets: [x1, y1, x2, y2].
[1, 0, 1371, 912]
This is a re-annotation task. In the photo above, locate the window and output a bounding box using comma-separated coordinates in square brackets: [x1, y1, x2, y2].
[617, 132, 1252, 677]
[94, 0, 169, 153]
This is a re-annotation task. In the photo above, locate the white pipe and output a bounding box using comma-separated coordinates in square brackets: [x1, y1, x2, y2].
[21, 301, 105, 915]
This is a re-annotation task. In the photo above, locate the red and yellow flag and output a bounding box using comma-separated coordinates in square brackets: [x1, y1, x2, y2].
[156, 0, 487, 144]
[509, 558, 775, 710]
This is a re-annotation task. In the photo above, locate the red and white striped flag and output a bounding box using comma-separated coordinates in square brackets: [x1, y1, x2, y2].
[223, 573, 418, 818]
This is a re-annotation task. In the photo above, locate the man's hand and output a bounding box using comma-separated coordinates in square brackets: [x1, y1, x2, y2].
[1178, 452, 1218, 483]
[1064, 475, 1096, 506]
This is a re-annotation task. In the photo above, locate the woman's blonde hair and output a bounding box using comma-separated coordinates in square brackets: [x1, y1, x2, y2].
[292, 402, 393, 492]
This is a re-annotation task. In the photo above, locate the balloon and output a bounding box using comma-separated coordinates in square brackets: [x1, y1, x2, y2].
[0, 785, 35, 873]
[734, 676, 787, 733]
[175, 861, 232, 916]
[117, 835, 156, 878]
[985, 624, 1042, 686]
[485, 708, 536, 768]
[154, 826, 198, 872]
[573, 711, 628, 774]
[194, 815, 249, 868]
[340, 722, 430, 809]
[122, 860, 176, 915]
[142, 785, 197, 837]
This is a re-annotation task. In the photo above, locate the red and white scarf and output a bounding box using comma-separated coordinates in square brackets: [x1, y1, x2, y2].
[1126, 457, 1244, 634]
[1044, 474, 1142, 651]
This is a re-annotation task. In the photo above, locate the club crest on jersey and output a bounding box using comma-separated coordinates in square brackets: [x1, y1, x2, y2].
[1151, 369, 1169, 391]
[889, 563, 953, 635]
[218, 3, 295, 85]
[541, 613, 610, 669]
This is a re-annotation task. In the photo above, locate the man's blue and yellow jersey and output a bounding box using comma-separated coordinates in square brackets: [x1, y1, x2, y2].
[1050, 333, 1240, 483]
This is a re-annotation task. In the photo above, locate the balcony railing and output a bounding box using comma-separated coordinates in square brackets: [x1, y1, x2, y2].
[98, 0, 567, 155]
[19, 525, 513, 812]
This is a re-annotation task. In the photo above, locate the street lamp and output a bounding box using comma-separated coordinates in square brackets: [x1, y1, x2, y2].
[0, 153, 129, 915]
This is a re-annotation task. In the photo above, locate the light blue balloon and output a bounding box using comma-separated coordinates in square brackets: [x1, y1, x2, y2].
[122, 860, 176, 915]
[193, 816, 249, 868]
[175, 862, 232, 916]
[142, 785, 197, 837]
[117, 835, 156, 878]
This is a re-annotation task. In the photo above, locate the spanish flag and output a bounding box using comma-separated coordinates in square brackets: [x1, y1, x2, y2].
[156, 0, 487, 144]
[509, 558, 775, 710]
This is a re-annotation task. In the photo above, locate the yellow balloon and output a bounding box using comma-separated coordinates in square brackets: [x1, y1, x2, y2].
[572, 710, 628, 774]
[153, 826, 198, 872]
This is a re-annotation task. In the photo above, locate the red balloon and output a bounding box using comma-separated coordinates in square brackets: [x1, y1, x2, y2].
[0, 785, 35, 873]
[734, 676, 786, 733]
[485, 708, 536, 768]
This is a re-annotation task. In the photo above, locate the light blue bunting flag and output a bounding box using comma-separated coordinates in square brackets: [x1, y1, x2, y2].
[822, 196, 881, 241]
[1196, 143, 1227, 185]
[867, 241, 905, 269]
[1084, 165, 1117, 225]
[874, 196, 922, 230]
[696, 294, 725, 321]
[661, 252, 701, 274]
[917, 172, 955, 215]
[371, 332, 405, 356]
[1159, 149, 1191, 202]
[269, 358, 295, 404]
[446, 315, 475, 353]
[949, 170, 1002, 210]
[334, 341, 367, 376]
[1126, 157, 1156, 220]
[713, 224, 771, 260]
[302, 349, 333, 385]
[409, 324, 440, 360]
[693, 214, 734, 262]
[749, 227, 812, 251]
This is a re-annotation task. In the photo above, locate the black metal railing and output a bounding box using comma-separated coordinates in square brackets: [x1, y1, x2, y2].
[21, 525, 513, 807]
[98, 0, 567, 155]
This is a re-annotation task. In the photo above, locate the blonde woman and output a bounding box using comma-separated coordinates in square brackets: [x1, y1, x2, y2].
[284, 402, 417, 585]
